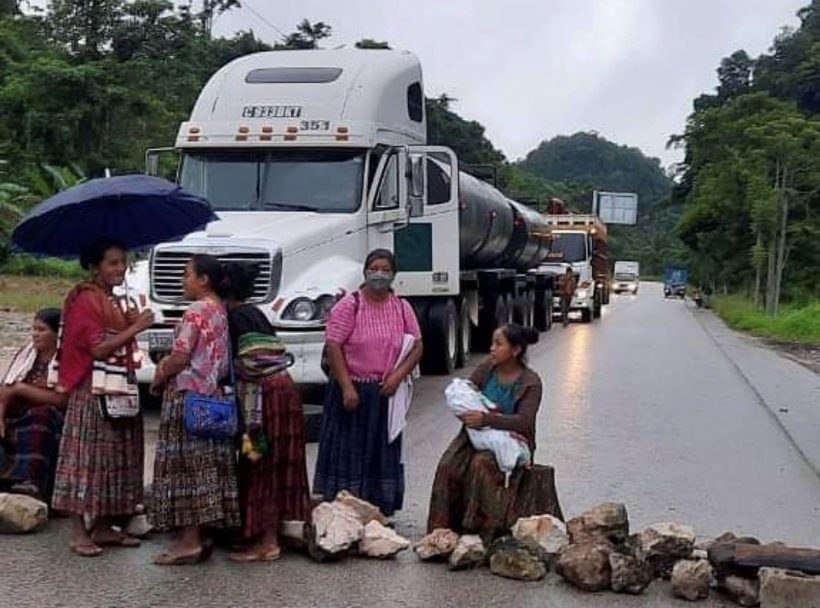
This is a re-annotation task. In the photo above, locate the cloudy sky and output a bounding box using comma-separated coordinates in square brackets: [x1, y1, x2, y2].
[212, 1, 805, 169]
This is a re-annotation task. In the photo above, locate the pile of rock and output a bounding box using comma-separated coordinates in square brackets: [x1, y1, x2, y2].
[300, 491, 410, 561]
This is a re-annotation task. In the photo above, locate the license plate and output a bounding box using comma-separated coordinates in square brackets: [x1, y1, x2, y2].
[147, 331, 173, 352]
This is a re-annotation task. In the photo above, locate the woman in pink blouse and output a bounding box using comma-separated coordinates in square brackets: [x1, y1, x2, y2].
[314, 249, 423, 516]
[149, 255, 240, 565]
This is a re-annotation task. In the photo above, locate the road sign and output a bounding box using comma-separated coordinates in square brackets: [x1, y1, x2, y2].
[594, 191, 638, 225]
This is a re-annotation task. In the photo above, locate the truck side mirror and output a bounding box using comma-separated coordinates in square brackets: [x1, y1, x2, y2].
[409, 154, 424, 198]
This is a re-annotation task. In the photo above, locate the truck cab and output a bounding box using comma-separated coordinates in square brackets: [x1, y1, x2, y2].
[612, 261, 640, 294]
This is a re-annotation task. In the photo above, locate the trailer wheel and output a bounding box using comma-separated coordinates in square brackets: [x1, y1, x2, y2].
[534, 289, 552, 332]
[421, 298, 458, 375]
[526, 290, 536, 327]
[456, 298, 471, 368]
[504, 294, 514, 325]
[581, 308, 592, 323]
[593, 292, 602, 319]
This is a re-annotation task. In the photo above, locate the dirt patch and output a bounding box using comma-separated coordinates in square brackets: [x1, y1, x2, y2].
[0, 310, 32, 377]
[766, 340, 820, 376]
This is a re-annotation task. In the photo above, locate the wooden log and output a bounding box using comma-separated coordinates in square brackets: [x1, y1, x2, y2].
[709, 542, 820, 578]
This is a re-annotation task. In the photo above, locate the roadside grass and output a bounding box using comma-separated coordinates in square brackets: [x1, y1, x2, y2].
[713, 295, 820, 345]
[0, 274, 75, 312]
[0, 255, 85, 279]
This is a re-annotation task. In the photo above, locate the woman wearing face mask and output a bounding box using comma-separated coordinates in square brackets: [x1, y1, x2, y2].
[314, 249, 423, 516]
[427, 324, 562, 541]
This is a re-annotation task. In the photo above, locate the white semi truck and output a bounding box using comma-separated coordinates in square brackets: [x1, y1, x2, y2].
[131, 49, 558, 393]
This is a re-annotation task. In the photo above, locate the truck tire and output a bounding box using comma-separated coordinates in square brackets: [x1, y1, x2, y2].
[581, 307, 592, 323]
[473, 293, 505, 352]
[303, 404, 323, 444]
[504, 293, 514, 325]
[593, 292, 602, 319]
[421, 298, 458, 375]
[456, 298, 471, 368]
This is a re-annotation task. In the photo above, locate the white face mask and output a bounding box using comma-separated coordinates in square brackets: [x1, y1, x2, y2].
[365, 270, 394, 291]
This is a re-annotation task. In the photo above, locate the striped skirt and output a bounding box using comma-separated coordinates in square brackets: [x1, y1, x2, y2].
[0, 404, 64, 501]
[238, 373, 311, 538]
[52, 381, 144, 518]
[313, 381, 404, 516]
[150, 388, 240, 531]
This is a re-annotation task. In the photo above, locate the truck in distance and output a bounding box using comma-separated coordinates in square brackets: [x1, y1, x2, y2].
[612, 261, 640, 294]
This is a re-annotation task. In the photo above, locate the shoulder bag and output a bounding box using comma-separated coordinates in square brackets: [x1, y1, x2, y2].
[183, 343, 238, 440]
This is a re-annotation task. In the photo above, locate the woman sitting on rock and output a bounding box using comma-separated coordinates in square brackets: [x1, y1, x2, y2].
[0, 308, 67, 502]
[427, 324, 562, 541]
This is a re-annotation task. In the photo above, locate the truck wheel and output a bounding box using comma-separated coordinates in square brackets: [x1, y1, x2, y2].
[421, 298, 458, 375]
[504, 294, 514, 325]
[456, 298, 471, 368]
[543, 290, 553, 331]
[534, 289, 548, 331]
[593, 293, 602, 319]
[581, 308, 592, 323]
[526, 290, 535, 327]
[303, 404, 323, 444]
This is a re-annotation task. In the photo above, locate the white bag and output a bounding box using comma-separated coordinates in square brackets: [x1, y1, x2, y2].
[444, 378, 531, 484]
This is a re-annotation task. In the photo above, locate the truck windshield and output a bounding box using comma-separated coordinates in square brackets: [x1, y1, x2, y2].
[179, 149, 365, 212]
[615, 273, 635, 281]
[545, 233, 586, 263]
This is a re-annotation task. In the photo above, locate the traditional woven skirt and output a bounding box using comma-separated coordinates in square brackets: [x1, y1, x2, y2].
[52, 381, 143, 518]
[313, 381, 403, 516]
[238, 372, 311, 538]
[150, 388, 240, 530]
[427, 430, 563, 541]
[0, 404, 64, 501]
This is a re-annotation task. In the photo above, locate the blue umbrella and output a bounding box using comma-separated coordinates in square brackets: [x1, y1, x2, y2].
[12, 174, 218, 257]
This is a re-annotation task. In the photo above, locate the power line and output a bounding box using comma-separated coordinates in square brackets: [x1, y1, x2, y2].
[240, 0, 286, 39]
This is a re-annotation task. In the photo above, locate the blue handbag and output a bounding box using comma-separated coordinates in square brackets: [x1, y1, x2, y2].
[183, 345, 238, 440]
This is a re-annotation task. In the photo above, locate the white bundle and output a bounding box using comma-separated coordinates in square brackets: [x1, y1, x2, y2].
[444, 378, 531, 485]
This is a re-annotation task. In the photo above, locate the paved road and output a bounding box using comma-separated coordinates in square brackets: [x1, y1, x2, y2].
[3, 282, 819, 607]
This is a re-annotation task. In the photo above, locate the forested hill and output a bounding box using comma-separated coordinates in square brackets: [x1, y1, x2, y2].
[520, 132, 673, 211]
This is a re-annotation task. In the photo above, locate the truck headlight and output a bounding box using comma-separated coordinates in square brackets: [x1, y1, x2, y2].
[575, 289, 589, 300]
[285, 298, 316, 322]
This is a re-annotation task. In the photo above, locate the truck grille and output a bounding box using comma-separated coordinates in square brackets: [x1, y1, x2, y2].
[151, 249, 276, 303]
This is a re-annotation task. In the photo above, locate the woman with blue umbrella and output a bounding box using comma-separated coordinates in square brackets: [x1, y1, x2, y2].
[12, 174, 217, 557]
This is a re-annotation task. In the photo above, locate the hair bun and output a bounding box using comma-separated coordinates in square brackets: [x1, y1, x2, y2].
[524, 326, 539, 345]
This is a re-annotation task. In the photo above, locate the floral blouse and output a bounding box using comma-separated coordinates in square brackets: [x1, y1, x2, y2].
[172, 298, 230, 395]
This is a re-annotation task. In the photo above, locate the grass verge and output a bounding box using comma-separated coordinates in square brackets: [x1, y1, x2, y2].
[712, 295, 820, 345]
[0, 275, 75, 312]
[0, 255, 85, 279]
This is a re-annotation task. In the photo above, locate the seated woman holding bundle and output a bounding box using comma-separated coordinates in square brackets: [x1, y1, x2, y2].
[427, 324, 562, 541]
[0, 309, 68, 501]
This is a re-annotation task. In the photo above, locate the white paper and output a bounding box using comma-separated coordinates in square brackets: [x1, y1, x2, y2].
[387, 334, 418, 444]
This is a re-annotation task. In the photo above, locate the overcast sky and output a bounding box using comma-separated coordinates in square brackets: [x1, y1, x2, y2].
[210, 0, 807, 169]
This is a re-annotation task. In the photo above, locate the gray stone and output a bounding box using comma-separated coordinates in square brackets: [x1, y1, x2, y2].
[512, 514, 569, 561]
[449, 535, 487, 570]
[359, 521, 410, 559]
[723, 575, 760, 607]
[0, 493, 48, 534]
[567, 502, 629, 545]
[610, 551, 653, 595]
[671, 559, 712, 601]
[759, 567, 820, 608]
[641, 522, 696, 578]
[311, 501, 364, 554]
[414, 528, 459, 561]
[556, 541, 614, 592]
[489, 537, 547, 581]
[333, 490, 389, 526]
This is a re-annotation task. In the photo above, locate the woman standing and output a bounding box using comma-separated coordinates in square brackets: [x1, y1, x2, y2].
[52, 239, 155, 556]
[427, 324, 562, 541]
[314, 249, 423, 517]
[222, 262, 311, 562]
[0, 308, 67, 501]
[150, 254, 240, 565]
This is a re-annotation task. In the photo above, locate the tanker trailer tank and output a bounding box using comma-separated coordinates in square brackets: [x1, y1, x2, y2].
[458, 171, 515, 269]
[502, 201, 552, 271]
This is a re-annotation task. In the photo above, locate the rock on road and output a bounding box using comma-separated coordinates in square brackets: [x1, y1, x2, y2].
[2, 282, 819, 608]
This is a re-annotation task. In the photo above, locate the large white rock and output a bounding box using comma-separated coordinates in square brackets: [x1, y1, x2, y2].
[312, 501, 364, 554]
[360, 521, 410, 558]
[333, 490, 389, 526]
[512, 514, 569, 557]
[449, 535, 487, 570]
[759, 567, 820, 608]
[671, 559, 712, 601]
[414, 528, 460, 561]
[0, 493, 48, 534]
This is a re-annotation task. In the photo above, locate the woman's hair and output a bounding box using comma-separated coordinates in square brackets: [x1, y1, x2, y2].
[221, 261, 260, 302]
[364, 248, 397, 274]
[499, 324, 539, 363]
[35, 308, 61, 334]
[191, 254, 228, 298]
[79, 238, 127, 270]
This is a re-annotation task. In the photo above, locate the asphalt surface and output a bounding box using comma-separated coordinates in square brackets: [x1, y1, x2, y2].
[3, 282, 819, 608]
